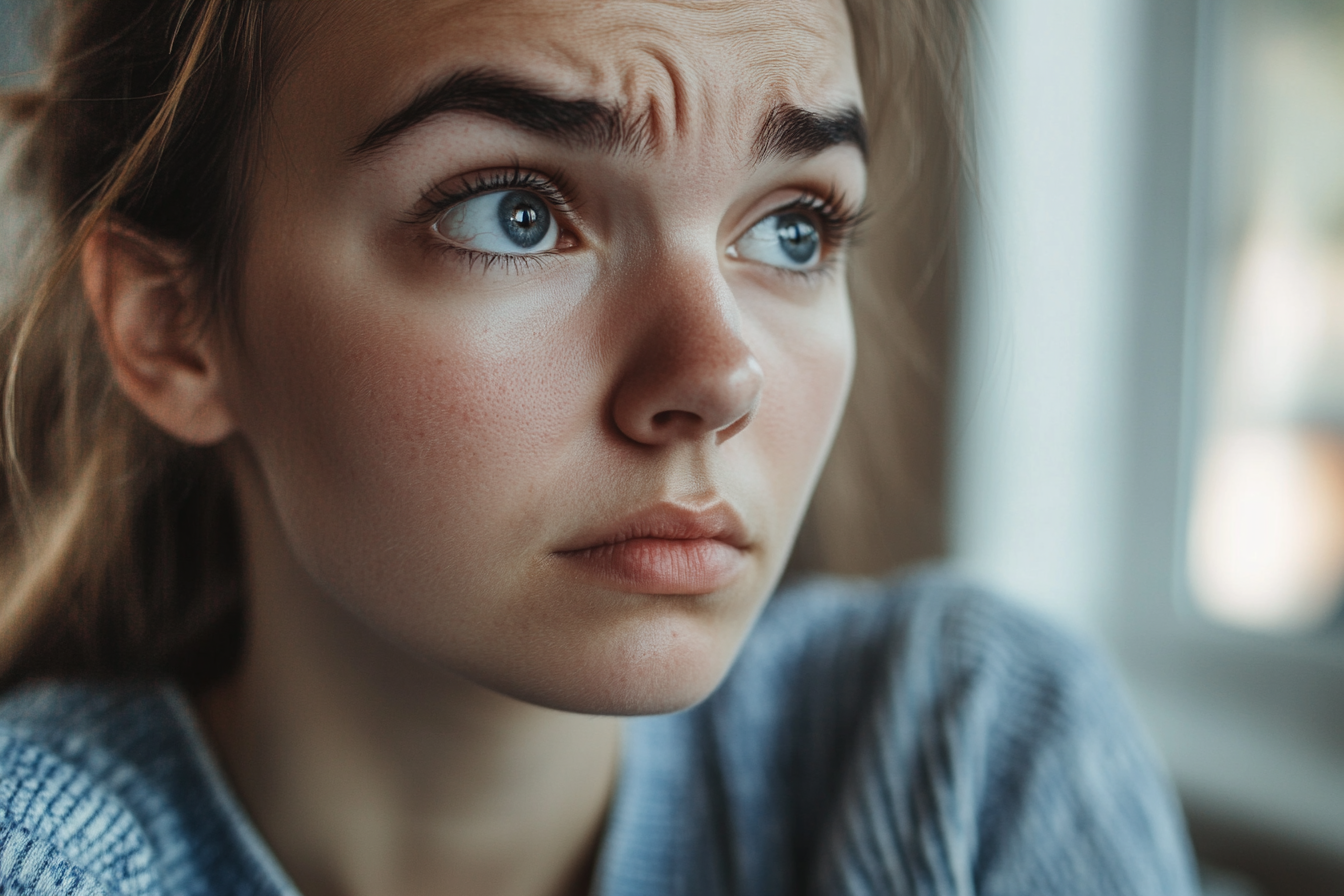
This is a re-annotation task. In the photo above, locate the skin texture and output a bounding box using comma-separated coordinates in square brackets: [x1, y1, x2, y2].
[86, 0, 866, 893]
[222, 0, 864, 715]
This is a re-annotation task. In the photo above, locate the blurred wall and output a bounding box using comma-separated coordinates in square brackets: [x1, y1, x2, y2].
[953, 0, 1142, 637]
[0, 0, 42, 86]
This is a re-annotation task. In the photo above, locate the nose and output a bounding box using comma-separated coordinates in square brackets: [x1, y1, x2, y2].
[610, 259, 764, 446]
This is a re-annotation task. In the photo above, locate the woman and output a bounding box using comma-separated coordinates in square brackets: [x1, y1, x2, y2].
[0, 1, 1198, 894]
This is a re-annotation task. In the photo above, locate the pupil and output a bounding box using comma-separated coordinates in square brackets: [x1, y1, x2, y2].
[497, 191, 551, 249]
[776, 214, 819, 264]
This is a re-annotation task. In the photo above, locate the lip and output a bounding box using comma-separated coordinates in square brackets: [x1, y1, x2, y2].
[554, 502, 752, 595]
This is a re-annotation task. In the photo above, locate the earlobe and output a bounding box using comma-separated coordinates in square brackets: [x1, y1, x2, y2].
[82, 219, 236, 446]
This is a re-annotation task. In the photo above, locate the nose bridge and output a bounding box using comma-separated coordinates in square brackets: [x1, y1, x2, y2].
[610, 242, 764, 446]
[651, 247, 743, 365]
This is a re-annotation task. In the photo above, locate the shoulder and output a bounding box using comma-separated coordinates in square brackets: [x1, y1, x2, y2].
[711, 568, 1201, 895]
[722, 567, 1105, 739]
[0, 680, 293, 896]
[0, 682, 173, 895]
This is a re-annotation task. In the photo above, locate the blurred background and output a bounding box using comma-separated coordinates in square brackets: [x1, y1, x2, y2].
[3, 0, 1343, 893]
[957, 0, 1344, 892]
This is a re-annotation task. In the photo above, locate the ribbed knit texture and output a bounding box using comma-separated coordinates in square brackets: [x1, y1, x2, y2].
[0, 570, 1200, 895]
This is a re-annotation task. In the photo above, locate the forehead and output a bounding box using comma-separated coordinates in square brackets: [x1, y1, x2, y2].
[274, 0, 861, 158]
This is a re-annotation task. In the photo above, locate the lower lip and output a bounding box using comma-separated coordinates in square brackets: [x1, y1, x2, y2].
[557, 538, 747, 594]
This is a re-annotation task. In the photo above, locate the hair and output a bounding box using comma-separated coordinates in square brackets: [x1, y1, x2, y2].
[0, 0, 970, 689]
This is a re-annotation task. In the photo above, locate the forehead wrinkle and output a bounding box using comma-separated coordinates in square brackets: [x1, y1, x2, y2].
[521, 0, 854, 158]
[278, 0, 860, 169]
[616, 41, 693, 155]
[606, 39, 851, 161]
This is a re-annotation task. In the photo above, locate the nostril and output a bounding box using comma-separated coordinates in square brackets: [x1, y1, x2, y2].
[652, 409, 683, 428]
[716, 403, 757, 443]
[609, 286, 766, 446]
[623, 352, 763, 443]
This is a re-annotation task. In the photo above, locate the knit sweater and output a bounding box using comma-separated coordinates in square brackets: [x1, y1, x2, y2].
[0, 570, 1199, 895]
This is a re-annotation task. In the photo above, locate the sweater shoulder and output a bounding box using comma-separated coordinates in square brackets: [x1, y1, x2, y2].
[0, 680, 296, 896]
[730, 566, 1098, 715]
[696, 569, 1103, 839]
[725, 568, 1198, 895]
[0, 682, 171, 896]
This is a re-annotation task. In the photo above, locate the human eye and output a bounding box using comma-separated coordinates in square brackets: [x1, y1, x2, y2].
[731, 211, 823, 270]
[412, 168, 578, 268]
[434, 189, 558, 255]
[727, 193, 863, 274]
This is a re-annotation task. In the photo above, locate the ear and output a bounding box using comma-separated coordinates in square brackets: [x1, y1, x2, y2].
[82, 219, 236, 446]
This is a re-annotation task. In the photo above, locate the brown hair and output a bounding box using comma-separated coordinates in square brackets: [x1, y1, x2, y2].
[0, 0, 969, 688]
[0, 0, 291, 687]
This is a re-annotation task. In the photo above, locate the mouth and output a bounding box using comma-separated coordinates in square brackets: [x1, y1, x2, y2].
[554, 501, 752, 595]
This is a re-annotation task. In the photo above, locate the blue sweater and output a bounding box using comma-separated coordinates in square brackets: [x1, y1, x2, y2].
[0, 572, 1199, 895]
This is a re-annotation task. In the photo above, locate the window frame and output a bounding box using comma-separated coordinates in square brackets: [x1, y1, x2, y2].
[1111, 0, 1344, 863]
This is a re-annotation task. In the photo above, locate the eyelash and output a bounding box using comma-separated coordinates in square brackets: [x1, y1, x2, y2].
[779, 191, 865, 280]
[786, 190, 865, 250]
[414, 167, 578, 222]
[411, 168, 864, 276]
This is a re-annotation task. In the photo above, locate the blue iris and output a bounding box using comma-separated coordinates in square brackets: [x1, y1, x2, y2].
[497, 191, 552, 250]
[775, 213, 819, 265]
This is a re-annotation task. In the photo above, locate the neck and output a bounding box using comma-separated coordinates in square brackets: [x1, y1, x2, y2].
[199, 460, 621, 896]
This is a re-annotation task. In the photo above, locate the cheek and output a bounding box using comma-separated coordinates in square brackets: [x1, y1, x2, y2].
[345, 317, 580, 493]
[228, 267, 599, 600]
[736, 287, 856, 534]
[754, 288, 855, 450]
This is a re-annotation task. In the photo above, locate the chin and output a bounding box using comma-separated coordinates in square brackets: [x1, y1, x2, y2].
[475, 612, 750, 717]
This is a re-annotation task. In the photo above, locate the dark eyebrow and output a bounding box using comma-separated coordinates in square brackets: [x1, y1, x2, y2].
[752, 103, 868, 164]
[347, 68, 626, 159]
[347, 67, 868, 165]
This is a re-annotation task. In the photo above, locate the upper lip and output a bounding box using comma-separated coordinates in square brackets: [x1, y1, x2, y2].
[556, 500, 752, 553]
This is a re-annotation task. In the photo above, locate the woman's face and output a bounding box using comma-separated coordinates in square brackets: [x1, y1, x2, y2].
[221, 0, 866, 714]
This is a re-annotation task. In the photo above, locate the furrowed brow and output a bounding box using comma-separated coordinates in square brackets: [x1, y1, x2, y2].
[347, 68, 626, 160]
[752, 103, 868, 164]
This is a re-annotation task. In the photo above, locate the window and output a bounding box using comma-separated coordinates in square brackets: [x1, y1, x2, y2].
[1185, 0, 1344, 633]
[957, 0, 1344, 887]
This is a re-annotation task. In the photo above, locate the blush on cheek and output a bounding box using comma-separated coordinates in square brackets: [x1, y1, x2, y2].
[232, 271, 598, 610]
